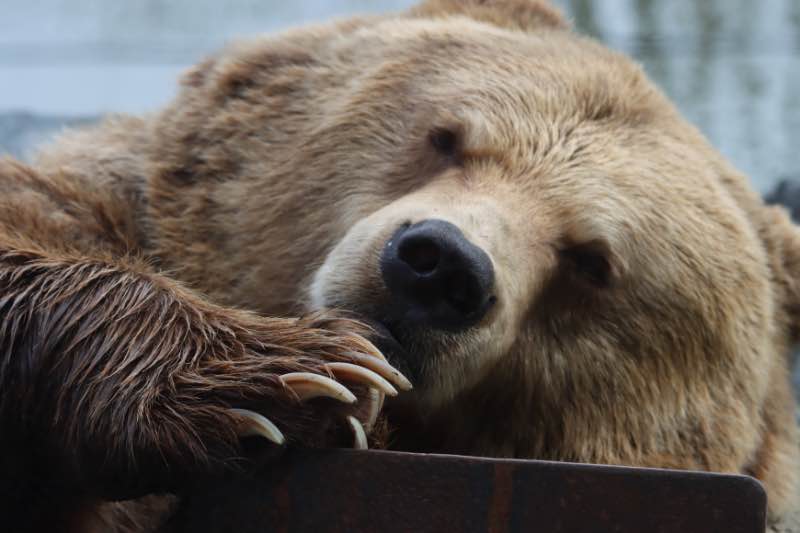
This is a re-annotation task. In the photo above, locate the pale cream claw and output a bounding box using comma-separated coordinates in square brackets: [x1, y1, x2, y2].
[347, 415, 369, 450]
[364, 388, 385, 431]
[281, 372, 357, 404]
[348, 352, 413, 392]
[230, 408, 285, 445]
[325, 362, 398, 396]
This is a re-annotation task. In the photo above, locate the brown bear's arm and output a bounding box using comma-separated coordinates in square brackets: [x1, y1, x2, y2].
[0, 159, 401, 528]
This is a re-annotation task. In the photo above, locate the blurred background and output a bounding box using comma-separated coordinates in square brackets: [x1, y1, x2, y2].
[1, 0, 798, 398]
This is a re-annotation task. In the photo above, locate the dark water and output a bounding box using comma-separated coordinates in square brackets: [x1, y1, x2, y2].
[0, 1, 798, 398]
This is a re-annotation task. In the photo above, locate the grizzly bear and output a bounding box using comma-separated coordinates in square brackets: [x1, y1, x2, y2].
[1, 0, 798, 531]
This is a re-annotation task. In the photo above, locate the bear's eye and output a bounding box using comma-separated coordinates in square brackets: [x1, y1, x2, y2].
[561, 242, 613, 288]
[428, 127, 460, 158]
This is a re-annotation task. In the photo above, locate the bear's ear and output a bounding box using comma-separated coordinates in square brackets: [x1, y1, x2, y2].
[409, 0, 569, 32]
[758, 204, 800, 345]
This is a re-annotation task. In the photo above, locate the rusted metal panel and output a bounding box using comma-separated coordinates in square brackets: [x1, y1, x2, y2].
[173, 449, 766, 533]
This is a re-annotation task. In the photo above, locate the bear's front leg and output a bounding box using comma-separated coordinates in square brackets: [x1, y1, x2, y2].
[0, 243, 410, 527]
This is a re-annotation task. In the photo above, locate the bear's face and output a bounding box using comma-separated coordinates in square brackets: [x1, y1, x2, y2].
[156, 12, 775, 434]
[147, 0, 798, 513]
[299, 22, 773, 421]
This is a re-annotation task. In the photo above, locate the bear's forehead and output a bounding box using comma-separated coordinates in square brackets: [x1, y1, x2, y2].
[351, 18, 659, 109]
[337, 23, 730, 232]
[340, 22, 674, 155]
[229, 18, 743, 253]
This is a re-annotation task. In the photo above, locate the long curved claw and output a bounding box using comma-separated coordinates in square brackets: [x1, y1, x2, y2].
[364, 388, 385, 431]
[347, 352, 413, 392]
[347, 415, 369, 450]
[230, 408, 285, 445]
[325, 362, 398, 396]
[280, 372, 357, 404]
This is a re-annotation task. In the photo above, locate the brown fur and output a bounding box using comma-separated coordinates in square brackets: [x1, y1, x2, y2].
[0, 158, 385, 531]
[1, 0, 798, 530]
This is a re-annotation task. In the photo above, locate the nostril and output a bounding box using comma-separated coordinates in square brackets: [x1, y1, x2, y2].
[398, 236, 440, 274]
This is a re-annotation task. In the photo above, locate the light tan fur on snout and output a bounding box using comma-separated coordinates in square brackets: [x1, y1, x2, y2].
[21, 0, 799, 527]
[310, 151, 554, 408]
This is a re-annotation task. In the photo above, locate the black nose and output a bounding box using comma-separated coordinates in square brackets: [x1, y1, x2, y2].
[380, 219, 495, 331]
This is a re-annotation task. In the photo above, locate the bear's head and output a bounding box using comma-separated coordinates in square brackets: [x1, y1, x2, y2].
[146, 0, 799, 517]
